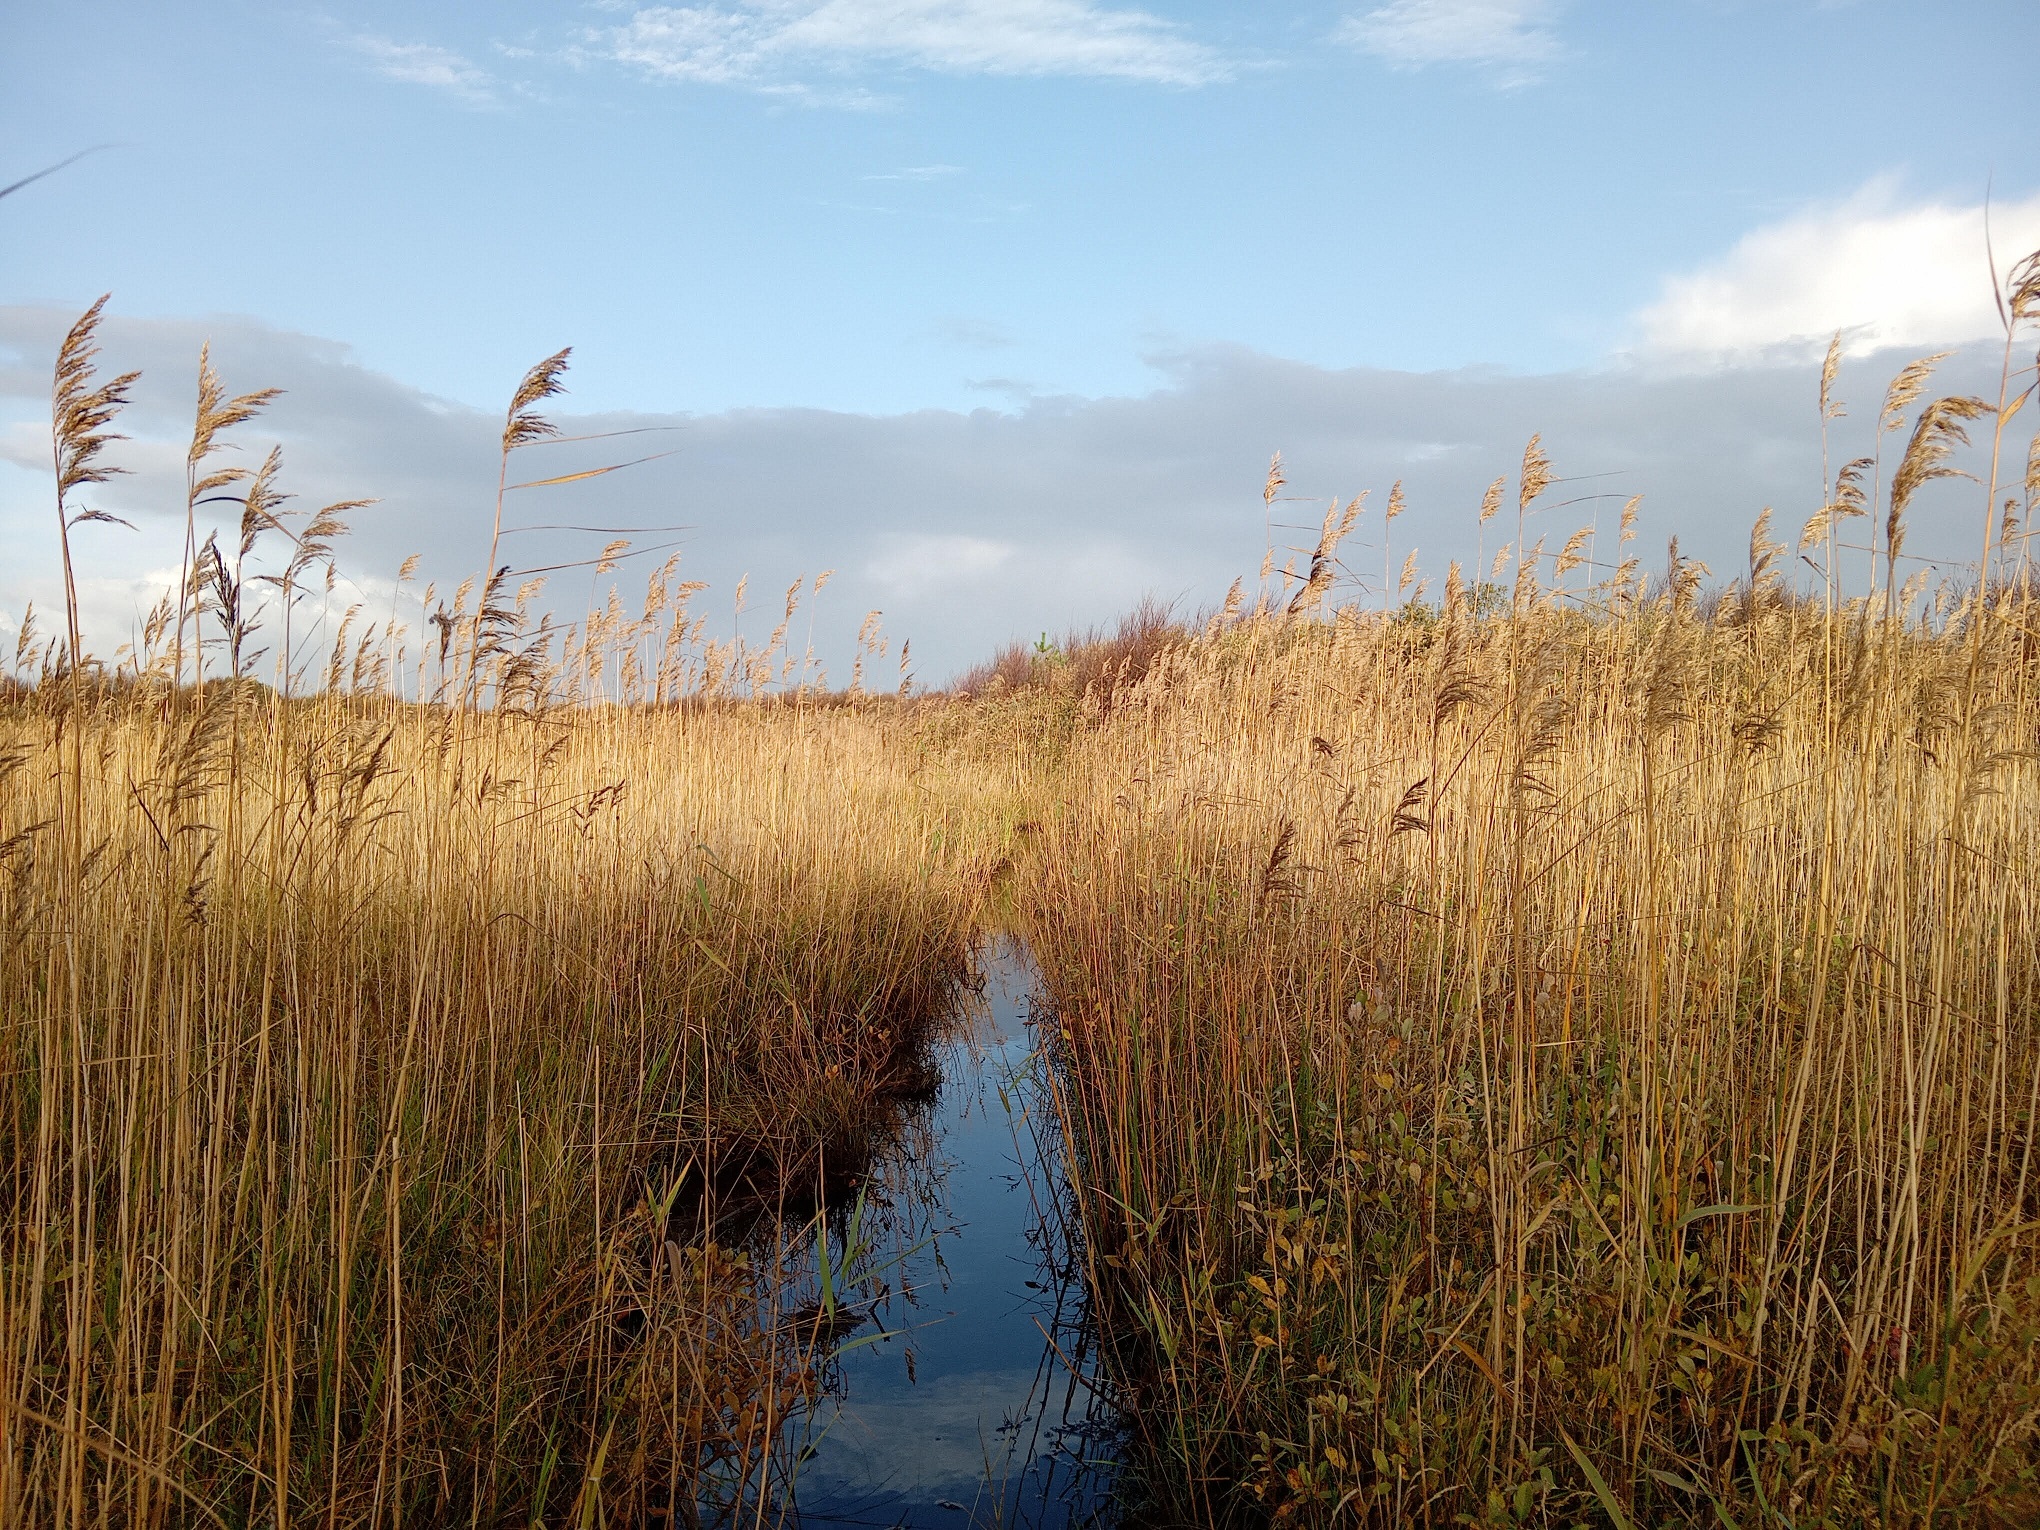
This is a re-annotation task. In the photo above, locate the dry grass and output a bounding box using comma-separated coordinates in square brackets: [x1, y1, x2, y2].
[952, 594, 1191, 707]
[1016, 476, 2040, 1523]
[0, 685, 1021, 1526]
[6, 274, 2040, 1528]
[1, 321, 1021, 1527]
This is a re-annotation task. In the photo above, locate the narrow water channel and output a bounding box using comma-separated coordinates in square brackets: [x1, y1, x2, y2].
[777, 938, 1121, 1527]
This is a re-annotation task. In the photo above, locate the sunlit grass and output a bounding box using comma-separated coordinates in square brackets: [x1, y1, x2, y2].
[6, 259, 2040, 1526]
[1021, 495, 2040, 1526]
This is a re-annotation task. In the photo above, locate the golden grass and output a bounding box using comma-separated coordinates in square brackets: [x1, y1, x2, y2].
[1020, 567, 2040, 1525]
[7, 279, 2040, 1526]
[7, 310, 1044, 1526]
[0, 686, 1021, 1525]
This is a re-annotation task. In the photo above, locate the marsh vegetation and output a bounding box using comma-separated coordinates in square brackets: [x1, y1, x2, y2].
[6, 257, 2040, 1525]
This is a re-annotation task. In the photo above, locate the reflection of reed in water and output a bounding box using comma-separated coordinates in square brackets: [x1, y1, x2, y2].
[660, 1049, 954, 1526]
[979, 993, 1124, 1528]
[744, 941, 1125, 1529]
[620, 981, 965, 1527]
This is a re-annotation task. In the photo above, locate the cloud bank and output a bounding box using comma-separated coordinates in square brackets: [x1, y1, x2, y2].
[7, 180, 2030, 683]
[1, 302, 2014, 687]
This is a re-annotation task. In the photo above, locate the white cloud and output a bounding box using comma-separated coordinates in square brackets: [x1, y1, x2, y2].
[351, 35, 498, 106]
[865, 533, 1014, 595]
[1338, 0, 1562, 83]
[602, 1, 1227, 92]
[1637, 181, 2040, 361]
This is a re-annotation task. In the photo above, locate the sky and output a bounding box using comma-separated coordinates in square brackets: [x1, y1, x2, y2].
[3, 1, 2038, 682]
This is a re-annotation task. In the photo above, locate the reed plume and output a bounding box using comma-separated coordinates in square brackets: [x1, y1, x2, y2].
[49, 295, 139, 675]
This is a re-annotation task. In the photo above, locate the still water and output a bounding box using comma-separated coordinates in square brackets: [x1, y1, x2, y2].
[777, 939, 1120, 1528]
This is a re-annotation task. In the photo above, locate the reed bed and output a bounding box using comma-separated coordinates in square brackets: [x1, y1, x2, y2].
[1, 312, 1022, 1527]
[7, 275, 2040, 1527]
[1021, 529, 2040, 1523]
[0, 682, 1022, 1526]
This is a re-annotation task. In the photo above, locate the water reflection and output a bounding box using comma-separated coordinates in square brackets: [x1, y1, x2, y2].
[775, 938, 1120, 1528]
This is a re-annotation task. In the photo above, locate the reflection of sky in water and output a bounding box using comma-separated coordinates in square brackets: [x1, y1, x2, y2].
[784, 942, 1119, 1528]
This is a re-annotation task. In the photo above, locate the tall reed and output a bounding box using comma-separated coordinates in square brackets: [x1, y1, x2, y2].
[1017, 433, 2040, 1523]
[1, 313, 1017, 1527]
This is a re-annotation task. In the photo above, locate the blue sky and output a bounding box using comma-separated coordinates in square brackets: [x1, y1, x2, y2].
[4, 2, 2039, 678]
